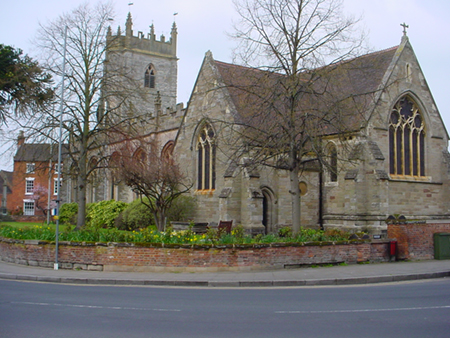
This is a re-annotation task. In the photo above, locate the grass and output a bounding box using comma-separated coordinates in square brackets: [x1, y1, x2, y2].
[0, 221, 69, 232]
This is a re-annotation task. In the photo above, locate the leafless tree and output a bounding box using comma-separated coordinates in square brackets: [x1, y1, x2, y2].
[220, 0, 369, 232]
[114, 139, 191, 231]
[16, 2, 150, 229]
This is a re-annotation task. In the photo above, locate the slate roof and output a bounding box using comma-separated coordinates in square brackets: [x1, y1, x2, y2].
[213, 46, 398, 137]
[14, 144, 69, 162]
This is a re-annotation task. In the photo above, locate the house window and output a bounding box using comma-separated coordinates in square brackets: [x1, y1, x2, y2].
[54, 179, 62, 195]
[144, 64, 156, 88]
[54, 163, 63, 175]
[197, 123, 216, 190]
[26, 163, 35, 174]
[389, 96, 425, 176]
[23, 200, 35, 216]
[25, 178, 35, 195]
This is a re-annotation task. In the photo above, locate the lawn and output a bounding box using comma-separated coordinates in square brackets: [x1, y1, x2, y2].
[0, 221, 69, 232]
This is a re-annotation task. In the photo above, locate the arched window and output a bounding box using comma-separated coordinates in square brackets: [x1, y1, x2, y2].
[133, 148, 147, 167]
[197, 123, 216, 190]
[328, 143, 338, 182]
[144, 64, 156, 88]
[389, 96, 425, 176]
[161, 141, 175, 165]
[109, 151, 121, 169]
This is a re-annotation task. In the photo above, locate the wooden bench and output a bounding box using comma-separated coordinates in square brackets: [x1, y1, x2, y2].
[218, 220, 233, 234]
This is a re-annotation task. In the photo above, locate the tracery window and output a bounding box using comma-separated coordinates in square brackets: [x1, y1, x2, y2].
[389, 96, 425, 176]
[197, 123, 216, 190]
[144, 64, 156, 88]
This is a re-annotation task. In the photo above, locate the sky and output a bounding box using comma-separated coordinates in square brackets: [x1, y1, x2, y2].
[1, 0, 449, 170]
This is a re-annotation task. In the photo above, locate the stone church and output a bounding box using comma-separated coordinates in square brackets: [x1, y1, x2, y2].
[84, 14, 450, 234]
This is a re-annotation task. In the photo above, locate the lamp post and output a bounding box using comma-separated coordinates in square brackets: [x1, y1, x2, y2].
[54, 26, 67, 270]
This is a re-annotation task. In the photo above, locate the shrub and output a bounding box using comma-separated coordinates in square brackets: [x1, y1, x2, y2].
[59, 202, 78, 225]
[116, 198, 155, 231]
[165, 195, 196, 222]
[278, 226, 293, 238]
[87, 200, 128, 229]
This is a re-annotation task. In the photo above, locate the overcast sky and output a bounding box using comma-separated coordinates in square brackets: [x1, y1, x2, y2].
[1, 0, 449, 170]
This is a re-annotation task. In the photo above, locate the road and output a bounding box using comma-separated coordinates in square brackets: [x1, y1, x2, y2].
[0, 278, 449, 337]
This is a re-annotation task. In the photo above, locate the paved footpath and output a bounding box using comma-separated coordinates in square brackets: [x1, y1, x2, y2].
[0, 260, 449, 287]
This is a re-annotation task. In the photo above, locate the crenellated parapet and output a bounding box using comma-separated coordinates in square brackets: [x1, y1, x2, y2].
[107, 12, 177, 58]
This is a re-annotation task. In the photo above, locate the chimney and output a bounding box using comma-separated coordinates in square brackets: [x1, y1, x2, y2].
[17, 131, 25, 146]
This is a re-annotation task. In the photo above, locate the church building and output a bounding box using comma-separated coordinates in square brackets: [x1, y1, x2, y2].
[86, 15, 450, 235]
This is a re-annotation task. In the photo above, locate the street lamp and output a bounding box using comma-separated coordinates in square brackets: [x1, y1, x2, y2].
[54, 26, 67, 270]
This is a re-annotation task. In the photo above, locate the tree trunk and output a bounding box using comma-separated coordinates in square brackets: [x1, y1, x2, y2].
[75, 149, 88, 230]
[290, 166, 301, 233]
[75, 175, 87, 230]
[154, 210, 166, 232]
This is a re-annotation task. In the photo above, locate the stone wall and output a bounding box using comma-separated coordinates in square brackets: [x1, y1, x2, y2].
[0, 237, 390, 272]
[387, 222, 450, 260]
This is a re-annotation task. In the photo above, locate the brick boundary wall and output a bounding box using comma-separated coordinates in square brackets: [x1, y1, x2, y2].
[0, 238, 391, 272]
[387, 222, 450, 260]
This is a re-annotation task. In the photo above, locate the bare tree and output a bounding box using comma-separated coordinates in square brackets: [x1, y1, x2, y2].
[18, 2, 149, 229]
[221, 0, 368, 232]
[114, 139, 191, 231]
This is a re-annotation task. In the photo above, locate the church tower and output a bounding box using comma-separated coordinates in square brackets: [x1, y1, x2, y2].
[105, 13, 178, 121]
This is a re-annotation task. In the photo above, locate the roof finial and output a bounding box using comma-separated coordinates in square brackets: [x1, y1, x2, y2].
[401, 22, 409, 36]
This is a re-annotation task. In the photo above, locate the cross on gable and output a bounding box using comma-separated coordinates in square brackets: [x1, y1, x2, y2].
[401, 22, 409, 36]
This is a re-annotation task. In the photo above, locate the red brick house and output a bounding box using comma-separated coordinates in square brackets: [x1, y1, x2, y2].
[7, 131, 66, 219]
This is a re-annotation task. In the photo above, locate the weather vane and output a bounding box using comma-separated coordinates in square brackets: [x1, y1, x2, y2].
[400, 22, 409, 36]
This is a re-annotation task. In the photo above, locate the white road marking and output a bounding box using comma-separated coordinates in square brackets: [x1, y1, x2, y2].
[276, 305, 450, 314]
[12, 301, 181, 312]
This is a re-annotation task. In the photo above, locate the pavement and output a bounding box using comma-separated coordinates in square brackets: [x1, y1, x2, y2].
[1, 259, 450, 287]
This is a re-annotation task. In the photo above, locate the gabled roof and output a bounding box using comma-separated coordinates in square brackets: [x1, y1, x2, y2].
[213, 46, 398, 136]
[14, 144, 69, 162]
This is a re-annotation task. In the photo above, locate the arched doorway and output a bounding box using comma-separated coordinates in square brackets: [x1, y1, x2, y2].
[261, 187, 275, 234]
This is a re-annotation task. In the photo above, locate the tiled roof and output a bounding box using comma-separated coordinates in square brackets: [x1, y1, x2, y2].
[14, 144, 69, 162]
[214, 47, 398, 136]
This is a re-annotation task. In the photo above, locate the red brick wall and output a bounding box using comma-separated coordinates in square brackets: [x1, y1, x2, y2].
[0, 238, 390, 272]
[9, 160, 56, 216]
[387, 222, 450, 260]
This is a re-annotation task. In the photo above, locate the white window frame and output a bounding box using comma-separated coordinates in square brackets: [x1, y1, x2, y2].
[25, 178, 35, 195]
[23, 200, 35, 216]
[54, 163, 63, 175]
[26, 163, 35, 174]
[53, 178, 62, 195]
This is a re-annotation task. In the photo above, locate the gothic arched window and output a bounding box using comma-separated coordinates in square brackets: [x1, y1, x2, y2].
[328, 143, 338, 182]
[133, 148, 147, 166]
[389, 96, 425, 176]
[161, 141, 175, 165]
[197, 123, 216, 190]
[144, 64, 156, 88]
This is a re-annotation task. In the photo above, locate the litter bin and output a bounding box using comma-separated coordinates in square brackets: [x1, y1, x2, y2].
[434, 233, 450, 260]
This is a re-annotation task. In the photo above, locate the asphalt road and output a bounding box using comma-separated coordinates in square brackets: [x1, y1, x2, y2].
[0, 279, 449, 338]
